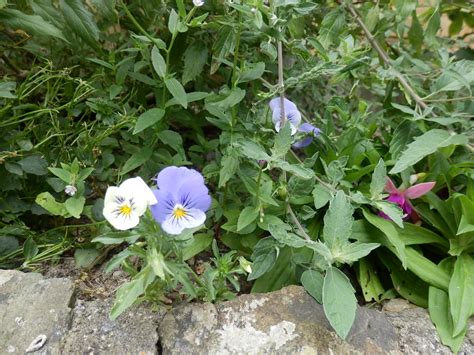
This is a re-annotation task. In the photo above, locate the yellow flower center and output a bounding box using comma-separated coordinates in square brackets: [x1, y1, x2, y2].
[119, 204, 132, 216]
[173, 206, 187, 219]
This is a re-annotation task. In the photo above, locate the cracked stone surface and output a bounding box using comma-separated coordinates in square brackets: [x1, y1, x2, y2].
[159, 285, 399, 354]
[0, 269, 75, 354]
[60, 298, 163, 354]
[383, 298, 474, 354]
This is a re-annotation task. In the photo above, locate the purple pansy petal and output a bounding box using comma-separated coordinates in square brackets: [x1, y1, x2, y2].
[269, 97, 298, 112]
[156, 167, 205, 194]
[161, 208, 206, 235]
[270, 97, 302, 134]
[292, 136, 313, 148]
[176, 182, 211, 212]
[150, 189, 175, 223]
[404, 182, 435, 199]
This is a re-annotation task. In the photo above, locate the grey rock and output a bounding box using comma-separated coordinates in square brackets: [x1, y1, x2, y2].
[383, 298, 474, 354]
[0, 269, 75, 355]
[61, 298, 164, 354]
[159, 285, 399, 354]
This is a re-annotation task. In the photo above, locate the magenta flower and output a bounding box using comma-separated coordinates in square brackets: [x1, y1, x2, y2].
[380, 178, 435, 223]
[150, 167, 211, 235]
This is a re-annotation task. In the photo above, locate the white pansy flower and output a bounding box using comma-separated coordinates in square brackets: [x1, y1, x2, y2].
[193, 0, 204, 7]
[64, 185, 77, 196]
[103, 177, 157, 230]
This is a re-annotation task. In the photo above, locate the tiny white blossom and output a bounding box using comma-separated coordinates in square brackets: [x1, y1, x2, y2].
[65, 185, 77, 196]
[102, 177, 157, 230]
[193, 0, 204, 6]
[251, 7, 257, 13]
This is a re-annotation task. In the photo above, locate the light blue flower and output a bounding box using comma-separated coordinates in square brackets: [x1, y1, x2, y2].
[151, 167, 211, 235]
[292, 123, 321, 148]
[269, 97, 301, 135]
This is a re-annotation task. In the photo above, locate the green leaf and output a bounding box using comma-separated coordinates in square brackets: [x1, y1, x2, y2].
[121, 147, 153, 175]
[272, 123, 292, 158]
[148, 248, 171, 280]
[248, 248, 277, 281]
[60, 0, 99, 49]
[65, 196, 85, 219]
[0, 0, 7, 10]
[335, 242, 380, 263]
[219, 151, 239, 188]
[0, 9, 67, 42]
[105, 249, 134, 272]
[237, 62, 265, 83]
[301, 270, 324, 303]
[35, 192, 70, 217]
[0, 236, 20, 257]
[164, 78, 187, 108]
[23, 237, 38, 260]
[213, 88, 246, 110]
[323, 267, 357, 339]
[18, 155, 48, 175]
[168, 9, 180, 34]
[133, 108, 166, 134]
[408, 10, 423, 51]
[362, 210, 407, 268]
[182, 233, 213, 260]
[373, 201, 404, 228]
[370, 159, 386, 199]
[390, 130, 468, 174]
[273, 160, 314, 179]
[151, 46, 166, 78]
[356, 259, 384, 302]
[425, 6, 440, 43]
[110, 266, 155, 320]
[429, 287, 467, 354]
[449, 253, 474, 337]
[237, 206, 259, 232]
[182, 42, 208, 84]
[318, 8, 345, 48]
[268, 224, 306, 248]
[237, 140, 270, 161]
[312, 183, 332, 209]
[323, 191, 353, 250]
[48, 167, 72, 184]
[389, 120, 420, 161]
[74, 248, 100, 268]
[405, 247, 450, 291]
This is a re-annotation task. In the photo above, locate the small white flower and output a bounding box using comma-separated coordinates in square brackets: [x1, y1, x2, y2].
[193, 0, 204, 6]
[102, 177, 157, 230]
[64, 185, 77, 196]
[251, 7, 257, 13]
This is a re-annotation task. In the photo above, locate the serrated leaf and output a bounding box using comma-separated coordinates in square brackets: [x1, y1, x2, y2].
[323, 191, 353, 250]
[0, 9, 67, 42]
[390, 130, 468, 174]
[318, 8, 345, 48]
[164, 78, 187, 108]
[182, 42, 208, 84]
[370, 159, 386, 198]
[323, 267, 357, 339]
[133, 108, 165, 134]
[151, 46, 166, 78]
[60, 0, 99, 49]
[301, 270, 324, 303]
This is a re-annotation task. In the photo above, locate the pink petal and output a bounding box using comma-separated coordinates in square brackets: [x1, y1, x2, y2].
[384, 178, 399, 194]
[405, 182, 435, 199]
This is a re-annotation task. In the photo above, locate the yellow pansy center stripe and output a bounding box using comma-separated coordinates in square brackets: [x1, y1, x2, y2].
[119, 204, 132, 216]
[173, 206, 187, 219]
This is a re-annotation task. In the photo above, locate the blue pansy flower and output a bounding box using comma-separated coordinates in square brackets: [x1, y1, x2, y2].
[269, 97, 321, 148]
[269, 97, 301, 135]
[292, 123, 321, 149]
[151, 167, 211, 235]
